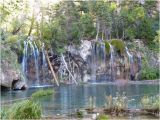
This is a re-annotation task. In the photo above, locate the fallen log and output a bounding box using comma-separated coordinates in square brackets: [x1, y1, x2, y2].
[45, 51, 59, 86]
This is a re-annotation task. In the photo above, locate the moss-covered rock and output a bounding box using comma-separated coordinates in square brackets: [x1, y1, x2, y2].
[110, 39, 125, 54]
[104, 41, 110, 55]
[0, 43, 26, 89]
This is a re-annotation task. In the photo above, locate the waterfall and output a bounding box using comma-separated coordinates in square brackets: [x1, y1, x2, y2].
[29, 41, 40, 85]
[90, 43, 97, 82]
[109, 43, 115, 81]
[125, 47, 134, 80]
[42, 43, 47, 67]
[22, 39, 41, 86]
[89, 41, 108, 82]
[22, 41, 29, 78]
[100, 43, 106, 71]
[125, 47, 133, 63]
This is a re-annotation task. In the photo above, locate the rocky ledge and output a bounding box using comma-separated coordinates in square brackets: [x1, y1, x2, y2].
[1, 44, 27, 90]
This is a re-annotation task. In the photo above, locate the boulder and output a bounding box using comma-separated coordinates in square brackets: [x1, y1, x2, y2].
[1, 44, 27, 90]
[12, 80, 27, 90]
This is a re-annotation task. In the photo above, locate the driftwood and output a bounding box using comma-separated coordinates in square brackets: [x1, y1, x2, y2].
[45, 51, 59, 86]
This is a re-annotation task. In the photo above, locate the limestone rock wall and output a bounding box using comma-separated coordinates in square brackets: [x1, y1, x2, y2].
[1, 44, 26, 89]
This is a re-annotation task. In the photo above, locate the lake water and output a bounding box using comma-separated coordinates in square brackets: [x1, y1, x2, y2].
[1, 83, 159, 116]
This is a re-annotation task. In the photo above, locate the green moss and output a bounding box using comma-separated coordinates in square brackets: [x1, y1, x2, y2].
[97, 114, 108, 120]
[31, 89, 54, 100]
[1, 45, 20, 70]
[104, 41, 110, 55]
[110, 39, 125, 54]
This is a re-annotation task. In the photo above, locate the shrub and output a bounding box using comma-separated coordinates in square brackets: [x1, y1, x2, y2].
[80, 13, 96, 39]
[2, 100, 42, 119]
[96, 114, 108, 120]
[31, 89, 54, 100]
[140, 67, 159, 80]
[140, 95, 160, 110]
[105, 92, 131, 110]
[76, 110, 83, 118]
[0, 108, 8, 119]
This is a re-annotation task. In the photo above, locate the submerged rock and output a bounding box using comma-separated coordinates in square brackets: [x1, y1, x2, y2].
[12, 80, 27, 90]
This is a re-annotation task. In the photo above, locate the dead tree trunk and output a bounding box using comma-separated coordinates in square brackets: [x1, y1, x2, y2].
[45, 51, 59, 86]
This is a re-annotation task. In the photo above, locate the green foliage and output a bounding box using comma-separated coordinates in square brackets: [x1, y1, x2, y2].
[96, 114, 108, 120]
[31, 89, 54, 100]
[80, 13, 96, 39]
[141, 95, 160, 110]
[1, 100, 42, 119]
[120, 0, 157, 42]
[105, 92, 133, 110]
[110, 39, 125, 54]
[76, 110, 83, 118]
[0, 108, 8, 119]
[1, 44, 20, 70]
[92, 1, 112, 39]
[137, 18, 155, 42]
[146, 29, 160, 51]
[154, 30, 160, 41]
[0, 0, 159, 55]
[104, 41, 110, 54]
[140, 66, 159, 80]
[125, 28, 136, 40]
[70, 22, 82, 44]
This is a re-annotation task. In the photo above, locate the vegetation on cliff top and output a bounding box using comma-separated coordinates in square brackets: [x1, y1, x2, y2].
[0, 0, 159, 52]
[0, 0, 159, 80]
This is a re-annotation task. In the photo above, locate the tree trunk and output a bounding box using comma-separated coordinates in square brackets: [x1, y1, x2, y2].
[28, 12, 35, 36]
[45, 51, 59, 86]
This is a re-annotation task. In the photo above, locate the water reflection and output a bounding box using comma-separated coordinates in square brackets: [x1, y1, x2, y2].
[1, 84, 159, 115]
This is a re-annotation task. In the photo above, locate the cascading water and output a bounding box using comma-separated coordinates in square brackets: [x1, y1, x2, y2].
[90, 43, 97, 82]
[100, 42, 106, 72]
[21, 38, 138, 86]
[22, 41, 28, 76]
[89, 41, 110, 82]
[22, 38, 41, 86]
[42, 43, 47, 67]
[125, 47, 133, 62]
[109, 43, 115, 81]
[28, 40, 40, 85]
[125, 47, 134, 80]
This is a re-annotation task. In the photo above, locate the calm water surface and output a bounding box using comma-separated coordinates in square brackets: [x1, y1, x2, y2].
[1, 83, 159, 116]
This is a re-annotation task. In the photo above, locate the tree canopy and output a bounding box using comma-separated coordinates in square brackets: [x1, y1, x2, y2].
[0, 0, 159, 53]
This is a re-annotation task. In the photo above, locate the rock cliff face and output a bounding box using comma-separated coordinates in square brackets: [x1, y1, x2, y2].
[1, 45, 27, 90]
[2, 39, 158, 89]
[67, 39, 159, 81]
